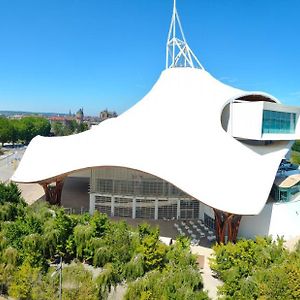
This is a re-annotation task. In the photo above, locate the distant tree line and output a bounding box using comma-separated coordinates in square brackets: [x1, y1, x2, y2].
[0, 116, 51, 145]
[52, 120, 88, 136]
[0, 116, 89, 146]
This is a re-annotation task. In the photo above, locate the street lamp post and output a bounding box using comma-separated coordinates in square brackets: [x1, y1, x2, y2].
[51, 256, 63, 300]
[59, 256, 62, 300]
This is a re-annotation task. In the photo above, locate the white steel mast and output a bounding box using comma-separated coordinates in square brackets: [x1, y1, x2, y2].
[166, 0, 204, 69]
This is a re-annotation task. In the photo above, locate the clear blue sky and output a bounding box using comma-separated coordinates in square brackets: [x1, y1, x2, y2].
[0, 0, 299, 116]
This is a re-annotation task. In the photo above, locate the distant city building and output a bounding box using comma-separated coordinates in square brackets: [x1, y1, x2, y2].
[76, 108, 84, 124]
[48, 116, 75, 125]
[99, 109, 118, 122]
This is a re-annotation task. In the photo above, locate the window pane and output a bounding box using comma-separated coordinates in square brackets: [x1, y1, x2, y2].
[262, 110, 296, 134]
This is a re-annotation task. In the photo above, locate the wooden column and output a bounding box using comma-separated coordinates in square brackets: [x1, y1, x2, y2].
[40, 177, 65, 206]
[227, 214, 242, 243]
[213, 208, 242, 244]
[214, 208, 228, 244]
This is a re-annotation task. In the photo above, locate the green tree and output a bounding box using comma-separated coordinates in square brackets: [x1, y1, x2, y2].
[43, 209, 74, 258]
[58, 264, 99, 300]
[0, 263, 15, 295]
[125, 242, 209, 300]
[90, 211, 109, 237]
[2, 247, 19, 266]
[137, 225, 167, 272]
[52, 121, 64, 136]
[140, 234, 167, 272]
[64, 120, 77, 135]
[73, 224, 94, 260]
[10, 119, 20, 144]
[0, 117, 13, 145]
[8, 262, 40, 300]
[0, 182, 25, 206]
[105, 221, 133, 264]
[96, 263, 119, 299]
[22, 233, 46, 268]
[0, 182, 26, 222]
[210, 236, 294, 299]
[77, 122, 89, 133]
[18, 116, 51, 144]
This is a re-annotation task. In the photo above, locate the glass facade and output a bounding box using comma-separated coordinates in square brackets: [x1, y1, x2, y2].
[204, 213, 216, 230]
[91, 167, 200, 220]
[91, 167, 189, 198]
[180, 200, 199, 219]
[270, 182, 300, 203]
[95, 196, 112, 215]
[158, 199, 178, 219]
[114, 197, 132, 218]
[262, 110, 296, 134]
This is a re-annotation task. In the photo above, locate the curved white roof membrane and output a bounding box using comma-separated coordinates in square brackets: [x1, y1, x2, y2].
[12, 67, 291, 215]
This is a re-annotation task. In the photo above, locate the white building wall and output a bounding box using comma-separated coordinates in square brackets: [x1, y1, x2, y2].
[229, 101, 300, 141]
[231, 101, 263, 139]
[198, 202, 214, 220]
[89, 193, 96, 215]
[111, 196, 115, 217]
[238, 204, 273, 239]
[239, 201, 300, 240]
[176, 199, 180, 219]
[154, 198, 158, 220]
[132, 197, 136, 219]
[198, 202, 205, 220]
[268, 200, 300, 240]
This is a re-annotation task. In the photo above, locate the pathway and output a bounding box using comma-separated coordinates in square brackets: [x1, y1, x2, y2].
[190, 245, 222, 300]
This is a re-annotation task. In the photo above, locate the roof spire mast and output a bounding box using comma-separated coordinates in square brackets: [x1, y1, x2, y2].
[166, 0, 204, 70]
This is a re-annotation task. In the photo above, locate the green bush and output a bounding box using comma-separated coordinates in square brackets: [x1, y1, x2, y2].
[210, 236, 300, 299]
[8, 263, 40, 300]
[292, 140, 300, 152]
[0, 191, 210, 299]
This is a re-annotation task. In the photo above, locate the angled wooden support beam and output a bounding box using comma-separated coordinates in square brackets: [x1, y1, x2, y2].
[213, 208, 228, 244]
[40, 177, 65, 206]
[213, 208, 242, 244]
[227, 214, 242, 243]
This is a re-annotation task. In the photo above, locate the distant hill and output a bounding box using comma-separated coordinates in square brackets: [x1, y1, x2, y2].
[0, 110, 66, 117]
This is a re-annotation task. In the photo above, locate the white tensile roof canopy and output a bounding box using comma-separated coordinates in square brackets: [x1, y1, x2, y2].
[12, 1, 292, 216]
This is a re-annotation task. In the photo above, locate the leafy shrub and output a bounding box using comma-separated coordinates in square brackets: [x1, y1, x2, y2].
[8, 263, 40, 300]
[0, 192, 210, 299]
[96, 263, 120, 298]
[210, 236, 300, 299]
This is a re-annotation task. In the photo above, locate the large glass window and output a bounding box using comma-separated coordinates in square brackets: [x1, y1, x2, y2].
[95, 196, 112, 216]
[180, 200, 199, 219]
[114, 197, 132, 217]
[158, 199, 177, 220]
[96, 179, 113, 193]
[204, 213, 216, 230]
[136, 199, 155, 219]
[262, 110, 296, 134]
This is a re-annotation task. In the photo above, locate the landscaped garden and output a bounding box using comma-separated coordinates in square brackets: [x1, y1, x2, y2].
[0, 182, 209, 300]
[210, 236, 300, 299]
[1, 181, 300, 299]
